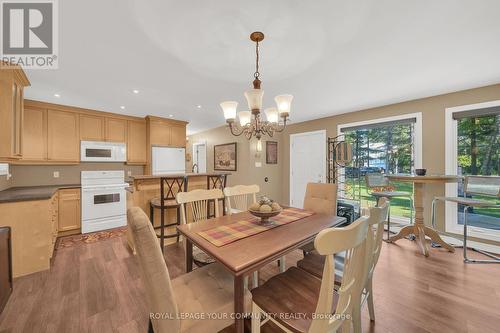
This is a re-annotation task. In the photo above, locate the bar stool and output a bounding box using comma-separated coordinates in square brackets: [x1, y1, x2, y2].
[365, 173, 414, 241]
[207, 174, 227, 218]
[149, 176, 187, 250]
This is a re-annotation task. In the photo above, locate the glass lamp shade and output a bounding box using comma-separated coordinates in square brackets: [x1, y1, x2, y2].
[256, 139, 262, 152]
[274, 94, 293, 116]
[244, 89, 264, 111]
[220, 101, 238, 121]
[238, 111, 252, 127]
[264, 107, 279, 123]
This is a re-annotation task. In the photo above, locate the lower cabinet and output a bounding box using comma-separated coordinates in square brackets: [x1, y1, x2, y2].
[58, 188, 81, 234]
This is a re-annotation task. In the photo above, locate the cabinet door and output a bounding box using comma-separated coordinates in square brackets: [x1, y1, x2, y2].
[58, 189, 80, 232]
[149, 121, 171, 146]
[47, 110, 80, 162]
[13, 84, 23, 157]
[105, 118, 127, 142]
[127, 120, 147, 164]
[22, 106, 47, 160]
[170, 124, 186, 147]
[80, 114, 104, 141]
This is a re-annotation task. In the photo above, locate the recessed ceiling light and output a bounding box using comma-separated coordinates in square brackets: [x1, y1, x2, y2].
[133, 89, 139, 94]
[54, 93, 60, 98]
[196, 105, 202, 109]
[120, 106, 126, 110]
[169, 114, 173, 118]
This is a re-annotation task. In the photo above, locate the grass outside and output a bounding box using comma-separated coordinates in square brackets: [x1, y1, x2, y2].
[343, 179, 500, 219]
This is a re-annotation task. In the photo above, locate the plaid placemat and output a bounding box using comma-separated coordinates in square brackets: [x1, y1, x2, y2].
[197, 207, 315, 247]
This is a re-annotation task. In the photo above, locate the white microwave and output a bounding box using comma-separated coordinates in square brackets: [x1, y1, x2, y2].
[80, 141, 126, 162]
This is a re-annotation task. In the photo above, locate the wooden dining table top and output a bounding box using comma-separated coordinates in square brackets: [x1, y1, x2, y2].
[387, 174, 463, 183]
[177, 211, 346, 276]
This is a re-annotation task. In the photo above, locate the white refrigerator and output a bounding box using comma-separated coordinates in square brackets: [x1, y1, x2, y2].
[151, 147, 186, 175]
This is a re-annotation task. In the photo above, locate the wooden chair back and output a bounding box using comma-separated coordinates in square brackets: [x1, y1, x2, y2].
[365, 173, 389, 188]
[223, 185, 260, 214]
[127, 207, 180, 333]
[303, 182, 337, 215]
[364, 198, 389, 282]
[309, 216, 369, 332]
[177, 189, 224, 224]
[464, 175, 500, 197]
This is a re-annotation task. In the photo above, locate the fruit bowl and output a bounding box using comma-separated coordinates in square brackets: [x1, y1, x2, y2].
[249, 208, 282, 225]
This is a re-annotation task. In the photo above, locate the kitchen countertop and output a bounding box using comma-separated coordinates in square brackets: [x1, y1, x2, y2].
[0, 184, 81, 203]
[131, 172, 231, 180]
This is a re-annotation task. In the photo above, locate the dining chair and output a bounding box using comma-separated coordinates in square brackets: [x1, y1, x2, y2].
[177, 188, 224, 266]
[223, 184, 260, 214]
[297, 198, 390, 333]
[365, 173, 413, 240]
[127, 207, 251, 333]
[431, 175, 500, 263]
[250, 214, 369, 333]
[224, 184, 260, 288]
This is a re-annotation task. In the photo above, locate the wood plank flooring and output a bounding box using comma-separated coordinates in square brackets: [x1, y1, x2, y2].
[0, 236, 499, 333]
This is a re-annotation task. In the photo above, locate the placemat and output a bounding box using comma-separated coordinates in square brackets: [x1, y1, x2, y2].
[197, 207, 314, 247]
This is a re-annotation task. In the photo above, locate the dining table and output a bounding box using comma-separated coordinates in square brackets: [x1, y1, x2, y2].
[386, 174, 463, 257]
[176, 209, 346, 333]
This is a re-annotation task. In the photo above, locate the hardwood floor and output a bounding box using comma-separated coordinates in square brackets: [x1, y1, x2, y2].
[0, 236, 499, 333]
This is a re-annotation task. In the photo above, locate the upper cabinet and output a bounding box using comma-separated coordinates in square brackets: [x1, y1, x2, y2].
[170, 124, 187, 147]
[22, 106, 47, 161]
[47, 110, 80, 162]
[0, 64, 30, 160]
[105, 118, 127, 142]
[127, 120, 147, 164]
[147, 116, 187, 148]
[80, 114, 104, 141]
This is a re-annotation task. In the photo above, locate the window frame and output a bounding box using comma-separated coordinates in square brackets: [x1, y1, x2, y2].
[445, 100, 500, 242]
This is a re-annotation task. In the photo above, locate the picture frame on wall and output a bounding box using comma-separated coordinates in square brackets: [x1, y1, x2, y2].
[266, 141, 278, 164]
[214, 142, 237, 171]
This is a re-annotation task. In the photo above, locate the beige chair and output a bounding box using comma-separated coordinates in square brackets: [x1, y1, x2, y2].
[297, 198, 389, 333]
[177, 188, 224, 265]
[224, 184, 260, 214]
[224, 184, 261, 287]
[251, 215, 369, 333]
[300, 182, 338, 255]
[431, 175, 500, 263]
[127, 207, 251, 333]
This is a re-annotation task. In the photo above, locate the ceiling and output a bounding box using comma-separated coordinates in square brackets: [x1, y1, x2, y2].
[24, 0, 500, 134]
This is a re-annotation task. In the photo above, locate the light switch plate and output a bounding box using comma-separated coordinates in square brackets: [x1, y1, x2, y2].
[127, 171, 132, 177]
[53, 171, 60, 178]
[255, 162, 262, 168]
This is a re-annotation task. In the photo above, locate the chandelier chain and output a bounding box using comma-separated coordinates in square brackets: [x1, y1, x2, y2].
[254, 41, 260, 79]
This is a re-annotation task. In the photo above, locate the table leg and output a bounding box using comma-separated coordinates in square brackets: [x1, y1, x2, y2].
[185, 239, 193, 273]
[388, 182, 455, 256]
[234, 274, 245, 333]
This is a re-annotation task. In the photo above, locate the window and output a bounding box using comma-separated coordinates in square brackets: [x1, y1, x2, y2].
[338, 114, 422, 222]
[445, 101, 500, 241]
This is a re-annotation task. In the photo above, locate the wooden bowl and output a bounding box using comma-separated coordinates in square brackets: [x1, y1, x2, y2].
[248, 208, 282, 225]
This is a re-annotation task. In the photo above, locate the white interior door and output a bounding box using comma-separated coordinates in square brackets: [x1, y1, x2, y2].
[290, 130, 327, 208]
[192, 143, 207, 173]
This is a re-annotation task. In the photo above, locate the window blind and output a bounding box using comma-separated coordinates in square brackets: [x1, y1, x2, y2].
[452, 106, 500, 120]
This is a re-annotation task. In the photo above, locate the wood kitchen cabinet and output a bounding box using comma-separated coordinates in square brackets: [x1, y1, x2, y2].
[170, 124, 186, 147]
[148, 119, 171, 146]
[0, 65, 30, 161]
[22, 106, 47, 161]
[58, 188, 81, 233]
[80, 114, 104, 141]
[127, 120, 147, 164]
[47, 110, 80, 162]
[105, 117, 127, 142]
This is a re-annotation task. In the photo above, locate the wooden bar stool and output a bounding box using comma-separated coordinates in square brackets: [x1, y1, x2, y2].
[149, 176, 187, 250]
[207, 174, 227, 218]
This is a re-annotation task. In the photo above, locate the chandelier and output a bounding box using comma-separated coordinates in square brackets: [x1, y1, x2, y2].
[220, 31, 293, 141]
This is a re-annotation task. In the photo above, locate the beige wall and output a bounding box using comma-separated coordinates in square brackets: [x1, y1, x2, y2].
[188, 126, 284, 202]
[8, 163, 144, 187]
[280, 83, 500, 244]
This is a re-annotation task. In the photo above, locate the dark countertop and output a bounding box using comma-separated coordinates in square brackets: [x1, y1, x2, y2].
[0, 184, 81, 204]
[131, 172, 231, 181]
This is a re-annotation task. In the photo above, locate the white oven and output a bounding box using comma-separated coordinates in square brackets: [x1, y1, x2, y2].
[81, 171, 128, 233]
[80, 141, 126, 162]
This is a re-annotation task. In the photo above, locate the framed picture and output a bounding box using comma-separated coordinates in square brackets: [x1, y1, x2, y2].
[266, 141, 278, 164]
[214, 142, 237, 171]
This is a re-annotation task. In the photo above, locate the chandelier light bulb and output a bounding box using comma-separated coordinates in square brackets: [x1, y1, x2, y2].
[274, 94, 293, 116]
[220, 101, 238, 121]
[238, 111, 252, 127]
[264, 107, 279, 124]
[256, 139, 263, 152]
[244, 89, 264, 111]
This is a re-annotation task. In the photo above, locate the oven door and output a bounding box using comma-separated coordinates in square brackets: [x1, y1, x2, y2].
[81, 186, 126, 221]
